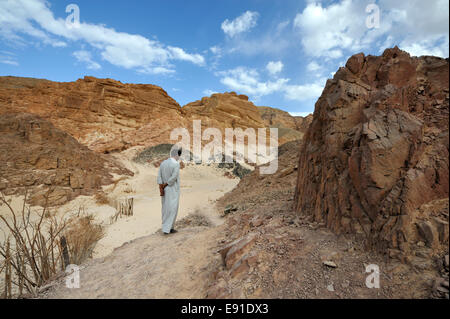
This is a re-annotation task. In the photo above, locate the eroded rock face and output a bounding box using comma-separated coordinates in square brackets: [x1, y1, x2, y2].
[0, 78, 307, 155]
[0, 113, 132, 206]
[258, 106, 313, 143]
[0, 76, 187, 153]
[294, 47, 449, 259]
[183, 92, 265, 129]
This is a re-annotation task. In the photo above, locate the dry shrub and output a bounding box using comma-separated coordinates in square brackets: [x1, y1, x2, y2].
[0, 190, 105, 299]
[64, 214, 105, 265]
[0, 190, 68, 298]
[109, 176, 128, 192]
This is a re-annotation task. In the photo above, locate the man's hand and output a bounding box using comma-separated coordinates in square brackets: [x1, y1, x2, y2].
[159, 183, 168, 196]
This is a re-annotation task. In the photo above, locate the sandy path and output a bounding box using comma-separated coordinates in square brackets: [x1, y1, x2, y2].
[2, 157, 239, 299]
[33, 157, 241, 298]
[41, 223, 224, 299]
[90, 157, 239, 258]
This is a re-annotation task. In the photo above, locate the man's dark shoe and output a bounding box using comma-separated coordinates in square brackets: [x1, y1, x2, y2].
[163, 232, 170, 235]
[170, 229, 178, 234]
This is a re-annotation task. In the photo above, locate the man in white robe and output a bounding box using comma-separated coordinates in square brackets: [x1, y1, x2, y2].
[157, 147, 182, 235]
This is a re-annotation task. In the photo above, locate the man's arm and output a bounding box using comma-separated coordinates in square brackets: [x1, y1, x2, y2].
[157, 165, 168, 196]
[167, 162, 180, 186]
[157, 165, 163, 185]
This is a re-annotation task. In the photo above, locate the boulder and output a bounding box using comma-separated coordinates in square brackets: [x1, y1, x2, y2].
[218, 233, 258, 270]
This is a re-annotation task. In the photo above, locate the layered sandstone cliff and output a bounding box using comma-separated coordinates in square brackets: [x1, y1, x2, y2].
[294, 47, 449, 259]
[0, 78, 306, 155]
[183, 92, 265, 128]
[0, 76, 187, 153]
[0, 113, 132, 206]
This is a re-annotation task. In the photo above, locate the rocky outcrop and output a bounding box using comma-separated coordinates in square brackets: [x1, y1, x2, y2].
[258, 106, 313, 143]
[0, 76, 187, 153]
[294, 47, 449, 260]
[258, 106, 312, 133]
[0, 113, 132, 206]
[183, 92, 309, 145]
[183, 92, 265, 129]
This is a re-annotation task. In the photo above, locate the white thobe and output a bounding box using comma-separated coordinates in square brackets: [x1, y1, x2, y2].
[157, 157, 180, 234]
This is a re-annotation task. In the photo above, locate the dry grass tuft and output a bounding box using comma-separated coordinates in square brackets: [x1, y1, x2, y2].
[63, 215, 105, 266]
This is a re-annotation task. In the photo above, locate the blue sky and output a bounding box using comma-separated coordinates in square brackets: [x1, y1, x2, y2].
[0, 0, 448, 115]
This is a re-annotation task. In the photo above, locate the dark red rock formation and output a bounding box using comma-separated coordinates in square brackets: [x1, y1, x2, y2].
[294, 47, 449, 259]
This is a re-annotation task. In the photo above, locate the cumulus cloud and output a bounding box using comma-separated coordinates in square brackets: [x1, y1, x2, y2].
[73, 50, 101, 70]
[294, 0, 449, 59]
[0, 0, 205, 74]
[216, 66, 326, 102]
[216, 67, 288, 97]
[266, 61, 284, 75]
[221, 11, 259, 38]
[283, 80, 326, 101]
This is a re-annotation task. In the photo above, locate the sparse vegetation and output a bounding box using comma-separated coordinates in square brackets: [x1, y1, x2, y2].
[63, 215, 105, 266]
[0, 190, 105, 299]
[109, 198, 134, 224]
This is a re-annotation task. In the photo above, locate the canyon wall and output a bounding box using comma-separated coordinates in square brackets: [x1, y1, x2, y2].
[294, 47, 449, 259]
[0, 76, 187, 153]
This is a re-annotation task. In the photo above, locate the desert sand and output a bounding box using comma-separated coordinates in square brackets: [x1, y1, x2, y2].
[0, 155, 240, 259]
[92, 156, 240, 258]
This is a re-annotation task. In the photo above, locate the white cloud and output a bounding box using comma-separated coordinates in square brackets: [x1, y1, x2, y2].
[0, 50, 18, 66]
[167, 47, 205, 66]
[73, 50, 101, 70]
[0, 59, 19, 66]
[399, 36, 449, 58]
[289, 112, 313, 117]
[306, 61, 322, 72]
[284, 80, 326, 102]
[221, 11, 259, 38]
[293, 0, 369, 58]
[294, 0, 449, 58]
[216, 66, 326, 102]
[216, 67, 289, 98]
[266, 61, 284, 75]
[203, 89, 218, 96]
[137, 66, 175, 75]
[0, 0, 205, 74]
